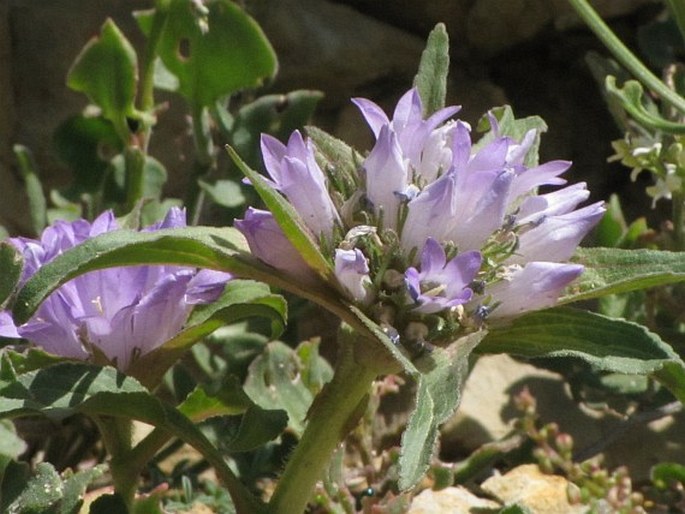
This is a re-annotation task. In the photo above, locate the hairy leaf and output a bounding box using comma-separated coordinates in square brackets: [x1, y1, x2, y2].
[398, 331, 486, 490]
[413, 23, 450, 116]
[563, 247, 685, 304]
[479, 308, 685, 402]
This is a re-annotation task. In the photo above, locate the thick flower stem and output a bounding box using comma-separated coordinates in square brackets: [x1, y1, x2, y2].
[267, 327, 382, 514]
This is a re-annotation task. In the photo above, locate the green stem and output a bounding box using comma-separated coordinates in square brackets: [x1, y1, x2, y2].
[568, 0, 685, 114]
[267, 327, 382, 514]
[93, 416, 137, 508]
[138, 0, 170, 153]
[140, 0, 170, 114]
[124, 147, 146, 213]
[126, 426, 173, 478]
[186, 104, 215, 224]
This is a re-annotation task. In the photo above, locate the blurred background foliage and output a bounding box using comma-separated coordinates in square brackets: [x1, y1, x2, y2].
[0, 0, 670, 235]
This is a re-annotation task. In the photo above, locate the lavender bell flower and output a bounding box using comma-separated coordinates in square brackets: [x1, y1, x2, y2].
[355, 87, 604, 319]
[242, 86, 604, 335]
[5, 208, 231, 371]
[260, 130, 340, 240]
[404, 238, 481, 314]
[235, 207, 317, 283]
[334, 248, 374, 305]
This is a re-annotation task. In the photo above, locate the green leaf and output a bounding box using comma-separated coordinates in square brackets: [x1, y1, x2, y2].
[6, 462, 62, 513]
[478, 307, 685, 402]
[0, 242, 22, 307]
[651, 462, 685, 488]
[224, 90, 323, 169]
[213, 404, 289, 453]
[413, 23, 449, 116]
[0, 363, 266, 513]
[296, 339, 334, 395]
[562, 247, 685, 304]
[13, 145, 47, 236]
[53, 115, 124, 199]
[139, 0, 277, 107]
[0, 349, 65, 380]
[198, 179, 245, 208]
[0, 420, 26, 460]
[244, 341, 331, 436]
[226, 145, 333, 280]
[179, 379, 288, 452]
[398, 331, 486, 490]
[307, 126, 364, 198]
[594, 195, 650, 249]
[594, 194, 627, 248]
[60, 465, 107, 514]
[178, 378, 253, 421]
[0, 363, 148, 419]
[0, 460, 31, 513]
[67, 19, 139, 137]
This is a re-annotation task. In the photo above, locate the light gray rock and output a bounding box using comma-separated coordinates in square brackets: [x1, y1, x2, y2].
[481, 464, 587, 513]
[407, 485, 500, 513]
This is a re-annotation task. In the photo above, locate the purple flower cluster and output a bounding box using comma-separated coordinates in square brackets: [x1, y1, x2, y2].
[3, 208, 230, 371]
[237, 88, 604, 341]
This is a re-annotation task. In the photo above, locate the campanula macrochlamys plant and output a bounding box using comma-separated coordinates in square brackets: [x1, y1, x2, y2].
[237, 88, 606, 345]
[7, 7, 685, 513]
[4, 207, 230, 372]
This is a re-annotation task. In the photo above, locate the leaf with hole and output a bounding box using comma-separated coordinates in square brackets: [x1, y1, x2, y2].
[136, 0, 277, 107]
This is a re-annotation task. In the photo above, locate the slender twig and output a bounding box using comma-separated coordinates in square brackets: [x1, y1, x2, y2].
[568, 0, 685, 114]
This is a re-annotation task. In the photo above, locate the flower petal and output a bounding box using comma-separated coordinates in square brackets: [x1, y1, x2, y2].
[234, 208, 317, 282]
[334, 248, 373, 304]
[363, 125, 408, 230]
[487, 262, 584, 318]
[514, 201, 605, 263]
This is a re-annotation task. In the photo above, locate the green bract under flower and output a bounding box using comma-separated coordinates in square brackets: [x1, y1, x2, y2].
[236, 88, 604, 348]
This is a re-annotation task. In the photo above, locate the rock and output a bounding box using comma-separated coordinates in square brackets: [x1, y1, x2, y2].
[335, 0, 657, 56]
[407, 486, 500, 513]
[481, 464, 586, 513]
[442, 354, 569, 453]
[248, 0, 426, 110]
[442, 354, 685, 482]
[468, 0, 657, 55]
